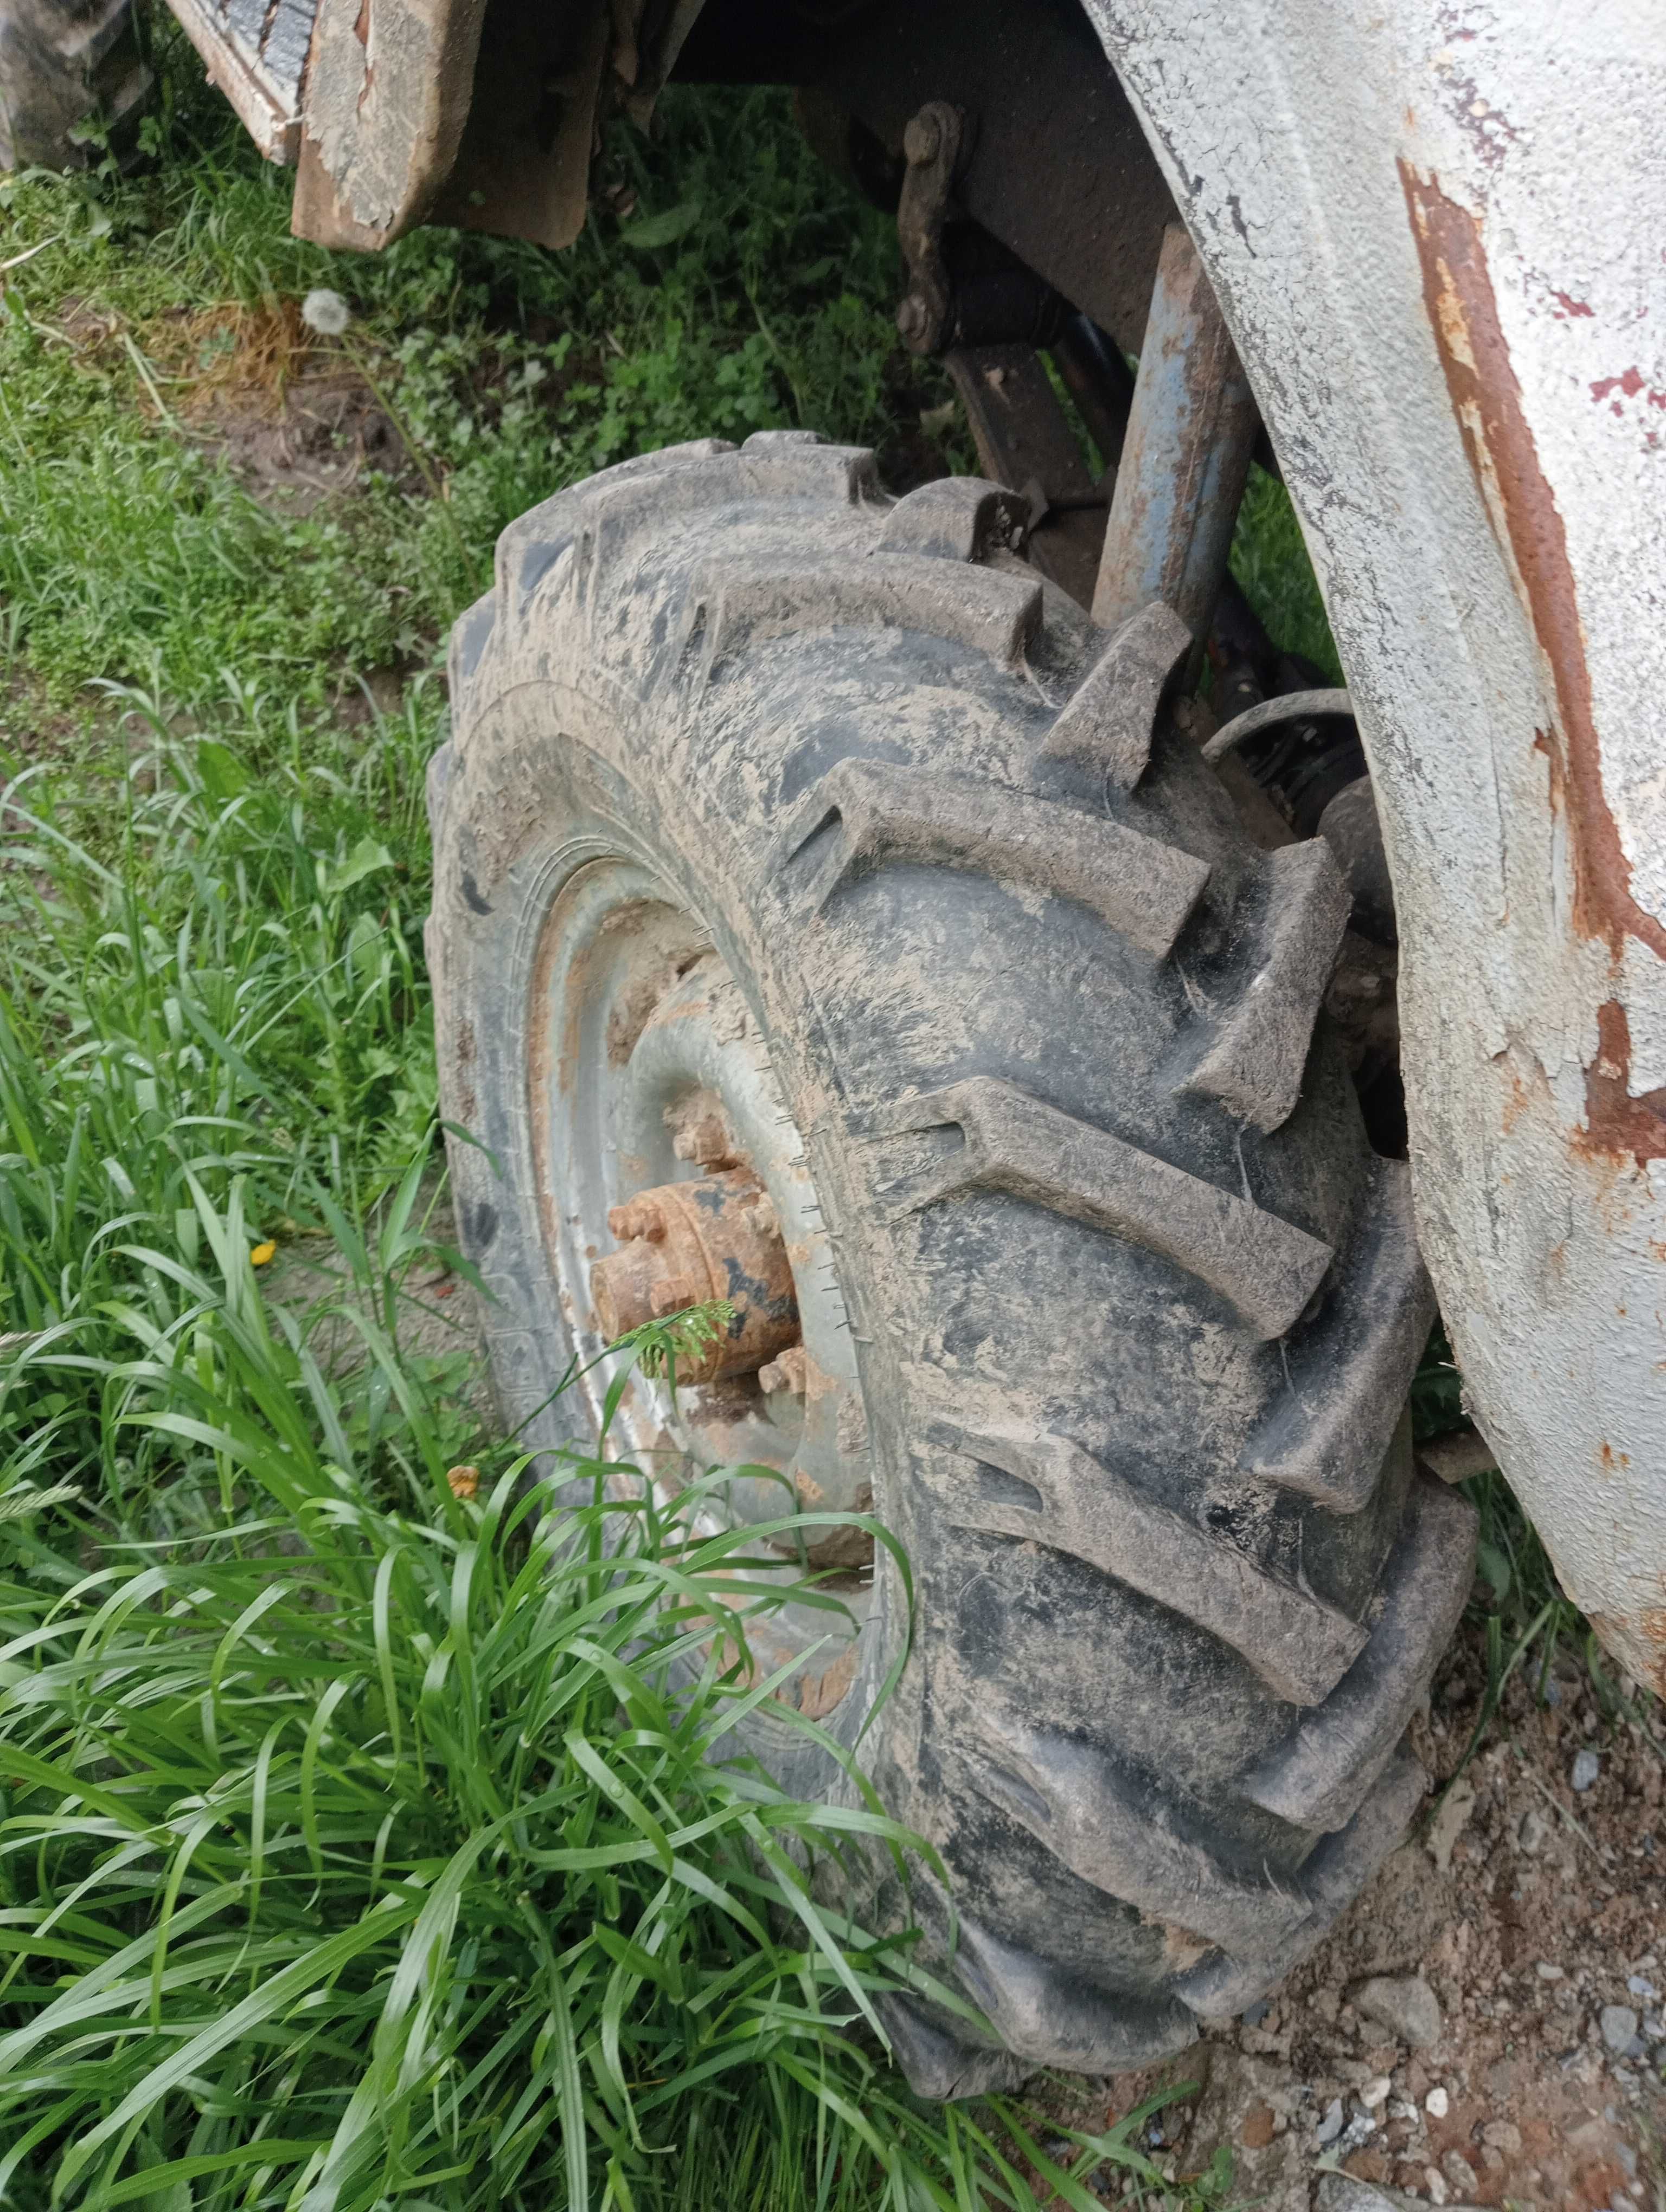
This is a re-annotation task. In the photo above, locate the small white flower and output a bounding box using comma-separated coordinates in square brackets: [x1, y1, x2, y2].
[301, 287, 351, 337]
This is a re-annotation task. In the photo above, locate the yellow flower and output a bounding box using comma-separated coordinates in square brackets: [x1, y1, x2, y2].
[249, 1241, 277, 1267]
[447, 1465, 480, 1501]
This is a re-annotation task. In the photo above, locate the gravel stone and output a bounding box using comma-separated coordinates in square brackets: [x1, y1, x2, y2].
[1425, 2085, 1450, 2117]
[1352, 1975, 1444, 2049]
[1442, 2150, 1481, 2193]
[1572, 1748, 1602, 1792]
[1337, 2109, 1379, 2153]
[1536, 1960, 1565, 1980]
[1316, 2097, 1346, 2144]
[1313, 2180, 1471, 2212]
[1601, 2005, 1640, 2055]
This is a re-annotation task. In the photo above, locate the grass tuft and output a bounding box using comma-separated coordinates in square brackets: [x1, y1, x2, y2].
[0, 715, 1213, 2202]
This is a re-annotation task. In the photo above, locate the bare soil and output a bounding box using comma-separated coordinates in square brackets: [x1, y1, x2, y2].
[1072, 1625, 1666, 2209]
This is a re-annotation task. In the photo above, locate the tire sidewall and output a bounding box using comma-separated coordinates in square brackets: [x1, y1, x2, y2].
[431, 668, 906, 1797]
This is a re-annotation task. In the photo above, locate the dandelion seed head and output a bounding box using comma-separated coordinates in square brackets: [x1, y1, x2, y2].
[301, 287, 351, 337]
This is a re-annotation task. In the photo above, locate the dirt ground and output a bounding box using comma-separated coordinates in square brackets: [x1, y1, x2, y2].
[1070, 1628, 1666, 2210]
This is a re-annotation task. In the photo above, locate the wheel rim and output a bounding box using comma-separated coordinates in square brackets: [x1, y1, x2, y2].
[525, 846, 875, 1697]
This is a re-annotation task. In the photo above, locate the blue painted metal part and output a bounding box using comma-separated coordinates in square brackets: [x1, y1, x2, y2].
[1091, 221, 1260, 646]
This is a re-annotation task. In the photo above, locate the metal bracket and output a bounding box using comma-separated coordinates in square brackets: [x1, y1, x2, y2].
[945, 345, 1107, 607]
[895, 101, 966, 356]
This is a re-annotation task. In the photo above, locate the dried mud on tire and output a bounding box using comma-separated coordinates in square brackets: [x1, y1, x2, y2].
[427, 431, 1478, 2090]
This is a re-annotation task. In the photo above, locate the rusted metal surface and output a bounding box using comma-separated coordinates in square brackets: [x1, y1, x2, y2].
[1400, 168, 1666, 968]
[1088, 0, 1666, 1693]
[1091, 220, 1259, 645]
[516, 860, 871, 1583]
[592, 1167, 799, 1382]
[813, 0, 1173, 361]
[892, 104, 1074, 360]
[887, 91, 1107, 610]
[894, 100, 963, 358]
[758, 1343, 811, 1399]
[1579, 1002, 1666, 1171]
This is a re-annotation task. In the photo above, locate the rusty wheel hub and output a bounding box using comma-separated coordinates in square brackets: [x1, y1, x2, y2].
[591, 1167, 800, 1383]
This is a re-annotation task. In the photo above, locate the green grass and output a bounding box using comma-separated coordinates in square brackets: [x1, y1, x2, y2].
[0, 14, 963, 716]
[0, 740, 1214, 2204]
[0, 4, 1329, 727]
[0, 1279, 1033, 2209]
[1228, 467, 1343, 686]
[0, 1249, 1197, 2209]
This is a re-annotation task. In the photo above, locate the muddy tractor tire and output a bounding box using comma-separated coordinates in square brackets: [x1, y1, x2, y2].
[0, 0, 148, 170]
[427, 430, 1478, 2094]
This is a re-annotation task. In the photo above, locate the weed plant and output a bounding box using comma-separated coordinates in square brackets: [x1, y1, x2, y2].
[0, 729, 1212, 2204]
[0, 5, 1335, 725]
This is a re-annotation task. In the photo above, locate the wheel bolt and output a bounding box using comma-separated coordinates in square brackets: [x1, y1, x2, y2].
[671, 1110, 735, 1167]
[896, 295, 929, 346]
[608, 1198, 665, 1242]
[759, 1345, 810, 1398]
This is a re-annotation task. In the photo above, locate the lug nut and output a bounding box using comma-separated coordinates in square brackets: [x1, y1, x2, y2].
[671, 1110, 735, 1167]
[650, 1275, 696, 1319]
[759, 1345, 810, 1398]
[896, 295, 929, 346]
[608, 1198, 665, 1243]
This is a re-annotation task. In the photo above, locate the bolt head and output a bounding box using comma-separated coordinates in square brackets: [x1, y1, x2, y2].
[904, 113, 940, 166]
[608, 1198, 665, 1243]
[759, 1344, 810, 1397]
[671, 1109, 734, 1167]
[650, 1276, 695, 1320]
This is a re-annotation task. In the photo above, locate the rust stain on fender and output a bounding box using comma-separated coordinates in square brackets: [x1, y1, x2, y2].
[1575, 1000, 1666, 1167]
[1400, 165, 1666, 966]
[1589, 1609, 1666, 1700]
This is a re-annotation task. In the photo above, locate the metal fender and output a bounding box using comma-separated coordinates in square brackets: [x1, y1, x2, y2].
[1084, 1, 1666, 1693]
